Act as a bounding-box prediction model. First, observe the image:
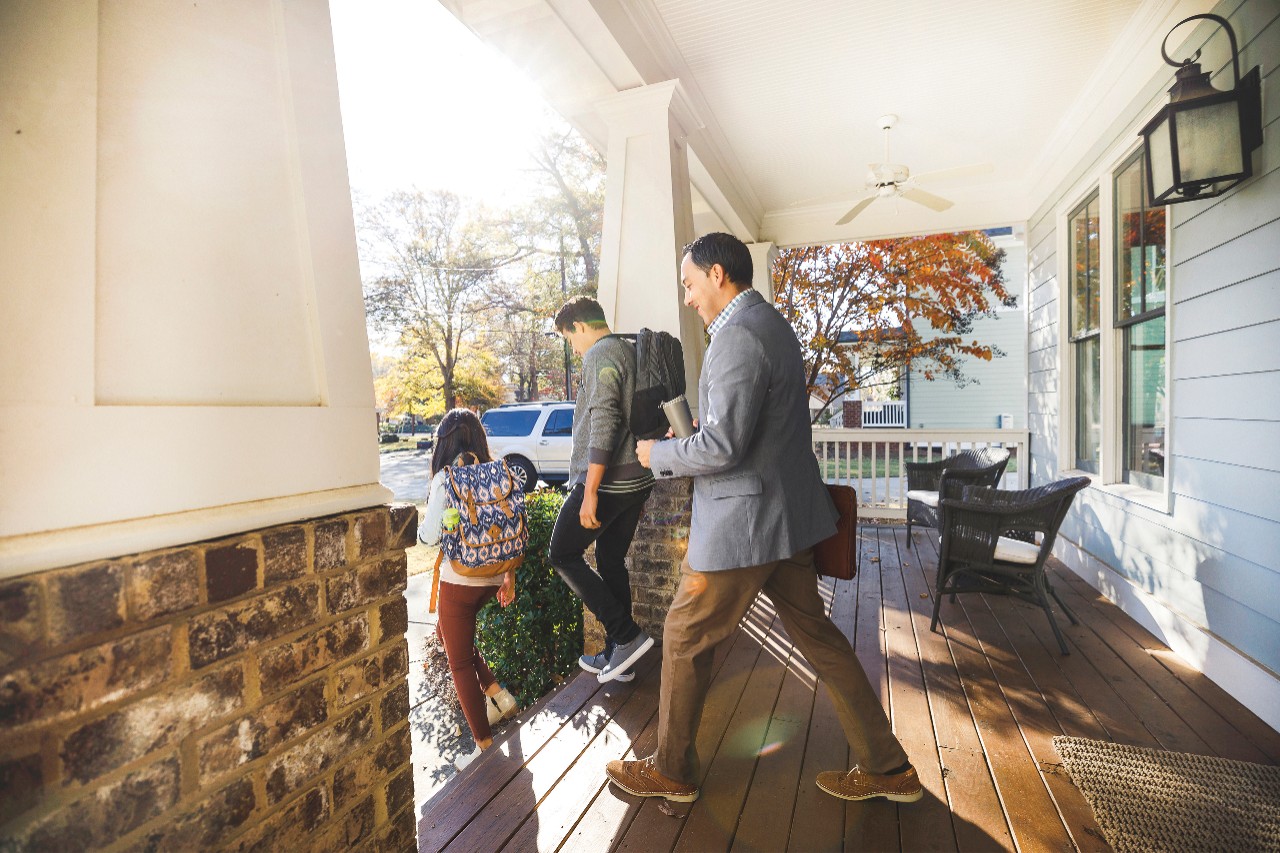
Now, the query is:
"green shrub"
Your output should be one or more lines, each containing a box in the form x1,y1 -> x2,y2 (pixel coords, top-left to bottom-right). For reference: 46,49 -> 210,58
475,488 -> 581,707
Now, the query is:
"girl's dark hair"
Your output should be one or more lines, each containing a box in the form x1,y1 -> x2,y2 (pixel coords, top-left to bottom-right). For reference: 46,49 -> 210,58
430,408 -> 492,475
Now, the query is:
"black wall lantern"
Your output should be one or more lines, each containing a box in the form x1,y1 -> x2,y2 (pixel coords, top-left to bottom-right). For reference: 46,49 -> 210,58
1139,13 -> 1262,205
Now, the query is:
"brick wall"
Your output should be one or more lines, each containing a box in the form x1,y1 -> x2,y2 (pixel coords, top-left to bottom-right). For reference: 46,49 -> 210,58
843,399 -> 862,428
0,504 -> 419,852
624,478 -> 693,641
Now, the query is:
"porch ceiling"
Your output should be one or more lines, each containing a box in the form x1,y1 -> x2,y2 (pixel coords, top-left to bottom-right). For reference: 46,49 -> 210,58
441,0 -> 1215,245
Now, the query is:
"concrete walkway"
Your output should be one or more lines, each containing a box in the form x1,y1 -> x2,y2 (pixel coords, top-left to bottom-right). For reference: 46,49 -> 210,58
403,569 -> 476,819
381,451 -> 472,815
382,451 -> 516,822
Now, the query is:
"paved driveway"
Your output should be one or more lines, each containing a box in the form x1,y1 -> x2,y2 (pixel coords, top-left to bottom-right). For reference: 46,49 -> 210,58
380,449 -> 432,502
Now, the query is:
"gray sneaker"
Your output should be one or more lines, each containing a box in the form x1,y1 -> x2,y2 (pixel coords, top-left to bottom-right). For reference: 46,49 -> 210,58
598,632 -> 653,683
579,650 -> 634,682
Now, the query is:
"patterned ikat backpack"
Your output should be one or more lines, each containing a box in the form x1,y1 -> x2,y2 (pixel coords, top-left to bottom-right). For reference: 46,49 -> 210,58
441,454 -> 529,577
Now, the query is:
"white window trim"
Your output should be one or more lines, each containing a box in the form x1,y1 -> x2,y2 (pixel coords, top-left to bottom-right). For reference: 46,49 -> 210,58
1056,141 -> 1173,514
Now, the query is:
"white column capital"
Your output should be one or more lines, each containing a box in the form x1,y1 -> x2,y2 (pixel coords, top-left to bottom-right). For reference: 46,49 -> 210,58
747,242 -> 779,303
594,79 -> 701,141
594,79 -> 704,413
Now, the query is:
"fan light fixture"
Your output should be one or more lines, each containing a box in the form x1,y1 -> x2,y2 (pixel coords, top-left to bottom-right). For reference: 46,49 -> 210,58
832,115 -> 991,225
1139,13 -> 1262,205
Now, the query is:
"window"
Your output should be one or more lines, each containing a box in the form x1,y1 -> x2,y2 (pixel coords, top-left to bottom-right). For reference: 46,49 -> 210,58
480,409 -> 540,437
1115,152 -> 1167,490
1069,193 -> 1101,473
541,408 -> 574,437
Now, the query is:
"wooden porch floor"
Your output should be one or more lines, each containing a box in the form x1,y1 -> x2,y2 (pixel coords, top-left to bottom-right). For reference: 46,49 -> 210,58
416,525 -> 1280,852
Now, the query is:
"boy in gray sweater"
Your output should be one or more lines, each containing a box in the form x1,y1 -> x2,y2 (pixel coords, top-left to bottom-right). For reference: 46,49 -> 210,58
549,296 -> 655,683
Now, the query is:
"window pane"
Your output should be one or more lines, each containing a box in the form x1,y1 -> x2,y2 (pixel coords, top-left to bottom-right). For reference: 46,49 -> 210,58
1124,316 -> 1166,489
1116,154 -> 1167,321
480,409 -> 539,437
1071,213 -> 1088,335
1087,196 -> 1100,330
1075,335 -> 1101,473
1147,212 -> 1166,312
542,408 -> 573,437
1069,194 -> 1100,336
1117,159 -> 1144,319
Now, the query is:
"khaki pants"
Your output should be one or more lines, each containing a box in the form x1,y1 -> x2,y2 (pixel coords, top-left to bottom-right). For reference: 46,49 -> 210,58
656,549 -> 909,784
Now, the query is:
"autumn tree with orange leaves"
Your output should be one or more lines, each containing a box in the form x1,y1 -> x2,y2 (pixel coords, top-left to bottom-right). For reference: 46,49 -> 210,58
774,232 -> 1014,423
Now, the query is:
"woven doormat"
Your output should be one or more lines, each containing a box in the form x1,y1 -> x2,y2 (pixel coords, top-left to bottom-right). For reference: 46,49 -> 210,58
1053,736 -> 1280,852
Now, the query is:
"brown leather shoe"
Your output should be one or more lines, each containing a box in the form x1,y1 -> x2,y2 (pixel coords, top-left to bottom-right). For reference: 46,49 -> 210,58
816,765 -> 924,802
606,756 -> 700,803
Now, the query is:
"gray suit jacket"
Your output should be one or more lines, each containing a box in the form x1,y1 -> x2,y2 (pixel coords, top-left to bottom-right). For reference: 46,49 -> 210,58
649,289 -> 837,572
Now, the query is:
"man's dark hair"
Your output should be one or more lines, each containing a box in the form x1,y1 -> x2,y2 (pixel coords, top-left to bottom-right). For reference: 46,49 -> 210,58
683,232 -> 753,289
553,295 -> 608,332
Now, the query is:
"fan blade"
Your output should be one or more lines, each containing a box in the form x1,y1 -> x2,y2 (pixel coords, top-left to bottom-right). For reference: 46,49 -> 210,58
908,162 -> 993,184
901,186 -> 953,212
835,195 -> 877,225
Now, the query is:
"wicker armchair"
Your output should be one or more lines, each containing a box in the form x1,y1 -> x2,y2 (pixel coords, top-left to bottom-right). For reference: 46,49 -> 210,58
930,476 -> 1091,655
905,448 -> 1010,546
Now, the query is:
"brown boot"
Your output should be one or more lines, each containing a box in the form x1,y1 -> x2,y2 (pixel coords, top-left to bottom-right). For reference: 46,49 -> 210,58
605,756 -> 699,803
816,765 -> 923,802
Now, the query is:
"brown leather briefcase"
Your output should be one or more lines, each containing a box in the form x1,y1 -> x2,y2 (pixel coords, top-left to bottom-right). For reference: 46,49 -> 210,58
814,485 -> 858,579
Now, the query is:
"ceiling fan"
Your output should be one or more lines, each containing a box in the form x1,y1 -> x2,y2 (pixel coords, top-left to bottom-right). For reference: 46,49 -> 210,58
835,114 -> 992,225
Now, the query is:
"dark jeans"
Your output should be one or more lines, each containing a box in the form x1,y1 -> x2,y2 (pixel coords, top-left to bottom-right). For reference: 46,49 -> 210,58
549,483 -> 653,647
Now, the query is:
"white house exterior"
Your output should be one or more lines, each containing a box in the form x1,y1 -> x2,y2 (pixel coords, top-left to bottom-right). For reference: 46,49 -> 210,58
906,228 -> 1031,431
1027,0 -> 1280,724
439,0 -> 1280,732
1,0 -> 1276,845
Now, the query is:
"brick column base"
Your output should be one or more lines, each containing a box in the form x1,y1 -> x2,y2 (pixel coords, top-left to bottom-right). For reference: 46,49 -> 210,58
626,478 -> 693,641
0,504 -> 419,851
577,478 -> 691,653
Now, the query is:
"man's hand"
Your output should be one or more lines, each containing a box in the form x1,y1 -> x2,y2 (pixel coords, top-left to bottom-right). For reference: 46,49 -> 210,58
579,490 -> 602,529
636,439 -> 656,468
662,418 -> 700,439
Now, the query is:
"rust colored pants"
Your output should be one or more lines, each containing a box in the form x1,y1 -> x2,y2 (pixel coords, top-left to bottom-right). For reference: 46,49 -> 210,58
436,581 -> 500,743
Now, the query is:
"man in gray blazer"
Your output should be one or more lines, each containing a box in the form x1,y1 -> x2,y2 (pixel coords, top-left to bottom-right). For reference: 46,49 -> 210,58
606,232 -> 921,806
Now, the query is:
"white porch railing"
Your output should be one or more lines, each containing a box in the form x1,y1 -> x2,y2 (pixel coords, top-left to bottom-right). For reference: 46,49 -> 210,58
861,401 -> 906,428
811,427 -> 1030,519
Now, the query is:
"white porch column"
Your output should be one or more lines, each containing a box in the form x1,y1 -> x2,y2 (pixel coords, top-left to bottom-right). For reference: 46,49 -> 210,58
747,241 -> 778,303
595,80 -> 706,413
0,0 -> 387,573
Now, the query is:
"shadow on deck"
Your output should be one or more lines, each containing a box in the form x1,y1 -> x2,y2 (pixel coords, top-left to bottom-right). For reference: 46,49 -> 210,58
416,525 -> 1280,851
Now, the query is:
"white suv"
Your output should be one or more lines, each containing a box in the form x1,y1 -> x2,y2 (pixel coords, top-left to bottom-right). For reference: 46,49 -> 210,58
480,402 -> 575,492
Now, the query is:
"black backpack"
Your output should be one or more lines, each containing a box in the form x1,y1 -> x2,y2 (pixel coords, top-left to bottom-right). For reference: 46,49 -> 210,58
627,328 -> 686,440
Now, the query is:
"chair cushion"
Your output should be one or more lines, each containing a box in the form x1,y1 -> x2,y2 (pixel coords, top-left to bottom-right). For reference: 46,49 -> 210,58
906,490 -> 939,508
994,536 -> 1040,564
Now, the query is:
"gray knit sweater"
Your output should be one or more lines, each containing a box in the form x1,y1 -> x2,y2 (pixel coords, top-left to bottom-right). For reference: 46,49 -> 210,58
569,335 -> 650,486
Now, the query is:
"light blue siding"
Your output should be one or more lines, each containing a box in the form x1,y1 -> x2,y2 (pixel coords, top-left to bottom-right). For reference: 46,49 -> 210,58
1027,1 -> 1280,685
908,237 -> 1029,429
908,310 -> 1028,429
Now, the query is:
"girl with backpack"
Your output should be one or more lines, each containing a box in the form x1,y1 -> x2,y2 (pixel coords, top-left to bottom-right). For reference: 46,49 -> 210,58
421,408 -> 520,770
